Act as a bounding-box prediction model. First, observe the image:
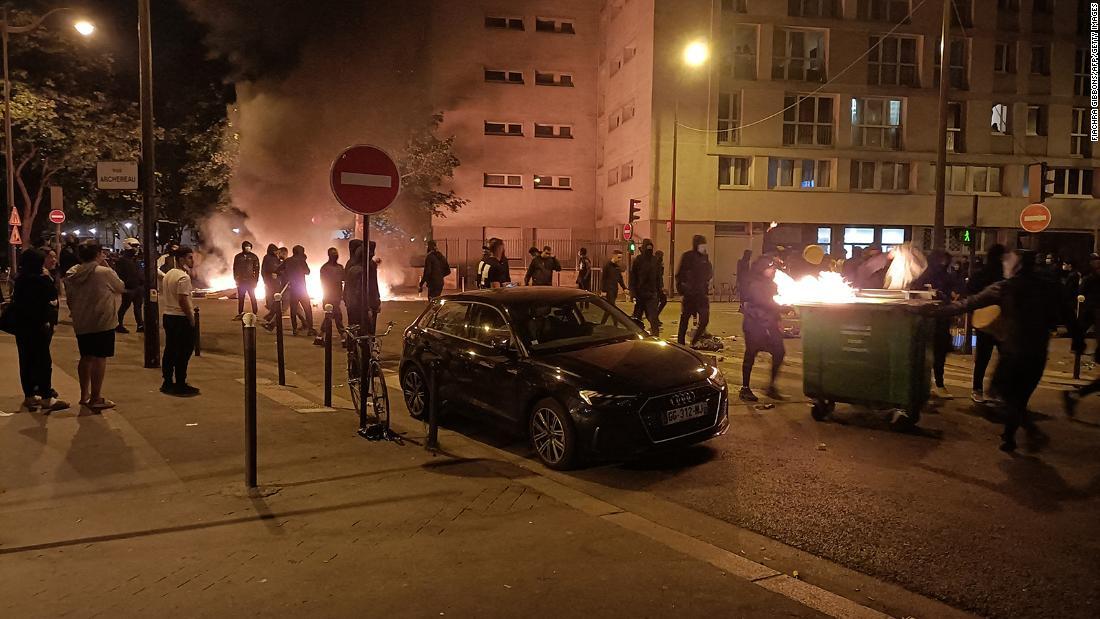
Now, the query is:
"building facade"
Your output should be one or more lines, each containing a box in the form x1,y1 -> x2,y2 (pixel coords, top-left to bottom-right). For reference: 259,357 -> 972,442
430,0 -> 1099,285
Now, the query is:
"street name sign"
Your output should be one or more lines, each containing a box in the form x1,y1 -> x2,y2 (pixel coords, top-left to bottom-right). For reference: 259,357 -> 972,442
330,145 -> 401,215
97,161 -> 139,190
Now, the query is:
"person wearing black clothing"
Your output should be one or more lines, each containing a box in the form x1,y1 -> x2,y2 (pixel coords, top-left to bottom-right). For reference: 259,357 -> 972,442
629,239 -> 661,335
113,238 -> 145,333
655,250 -> 668,316
277,245 -> 315,336
918,250 -> 1057,453
576,247 -> 591,292
58,236 -> 79,276
11,248 -> 69,412
344,241 -> 383,333
232,241 -> 261,318
483,238 -> 511,288
676,234 -> 714,347
739,256 -> 786,402
600,251 -> 626,304
315,247 -> 345,346
260,244 -> 280,320
912,249 -> 955,399
968,244 -> 1005,403
419,240 -> 450,299
525,246 -> 561,286
734,249 -> 752,299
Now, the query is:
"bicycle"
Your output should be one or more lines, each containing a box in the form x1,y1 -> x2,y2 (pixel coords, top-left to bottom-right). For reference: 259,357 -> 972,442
345,320 -> 395,440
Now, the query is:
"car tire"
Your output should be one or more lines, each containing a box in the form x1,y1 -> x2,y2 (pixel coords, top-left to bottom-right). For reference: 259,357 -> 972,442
529,398 -> 579,470
401,365 -> 429,421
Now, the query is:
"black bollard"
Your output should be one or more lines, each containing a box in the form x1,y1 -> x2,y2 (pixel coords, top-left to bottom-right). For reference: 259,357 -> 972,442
426,359 -> 440,451
243,313 -> 258,489
274,292 -> 286,386
1074,294 -> 1085,380
323,303 -> 333,408
193,307 -> 202,357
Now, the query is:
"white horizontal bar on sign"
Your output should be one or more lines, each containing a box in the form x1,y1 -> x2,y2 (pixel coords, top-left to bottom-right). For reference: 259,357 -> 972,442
1023,215 -> 1048,222
341,172 -> 392,188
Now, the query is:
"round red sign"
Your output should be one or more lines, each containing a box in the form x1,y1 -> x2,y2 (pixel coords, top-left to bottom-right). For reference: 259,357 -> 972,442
622,223 -> 633,241
1020,203 -> 1051,233
330,144 -> 401,216
48,209 -> 66,224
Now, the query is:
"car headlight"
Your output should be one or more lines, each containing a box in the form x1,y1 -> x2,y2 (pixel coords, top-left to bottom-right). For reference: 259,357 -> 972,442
579,389 -> 636,408
707,365 -> 727,389
579,389 -> 600,405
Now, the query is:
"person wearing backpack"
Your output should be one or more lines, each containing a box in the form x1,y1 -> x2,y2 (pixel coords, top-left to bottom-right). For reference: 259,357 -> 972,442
419,240 -> 451,300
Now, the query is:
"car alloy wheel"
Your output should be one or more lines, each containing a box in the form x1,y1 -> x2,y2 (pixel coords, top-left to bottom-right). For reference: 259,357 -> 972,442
402,368 -> 428,420
529,398 -> 577,470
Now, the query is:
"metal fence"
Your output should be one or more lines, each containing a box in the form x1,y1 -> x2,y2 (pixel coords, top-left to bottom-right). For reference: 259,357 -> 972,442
435,238 -> 629,291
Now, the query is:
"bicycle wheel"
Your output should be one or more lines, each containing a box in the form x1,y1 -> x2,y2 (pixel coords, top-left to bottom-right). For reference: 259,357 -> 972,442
369,359 -> 390,427
347,344 -> 362,412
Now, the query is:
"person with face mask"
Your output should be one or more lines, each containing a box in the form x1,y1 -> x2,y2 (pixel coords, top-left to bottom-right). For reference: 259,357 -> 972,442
232,241 -> 261,319
260,243 -> 280,321
629,239 -> 661,335
676,234 -> 714,347
917,250 -> 1058,453
739,256 -> 786,402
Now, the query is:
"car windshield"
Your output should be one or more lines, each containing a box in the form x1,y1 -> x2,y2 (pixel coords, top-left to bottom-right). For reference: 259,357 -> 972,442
507,295 -> 645,352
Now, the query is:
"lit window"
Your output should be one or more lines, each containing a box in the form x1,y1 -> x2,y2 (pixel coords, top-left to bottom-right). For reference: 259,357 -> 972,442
817,227 -> 832,245
783,94 -> 834,146
484,174 -> 523,188
851,97 -> 903,149
718,156 -> 752,187
991,104 -> 1009,135
722,25 -> 757,80
946,101 -> 964,153
533,174 -> 572,190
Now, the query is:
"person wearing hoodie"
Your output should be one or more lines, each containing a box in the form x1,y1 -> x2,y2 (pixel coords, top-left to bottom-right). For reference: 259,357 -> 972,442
11,248 -> 69,412
64,241 -> 125,411
113,237 -> 145,334
276,245 -> 316,336
912,249 -> 956,399
968,244 -> 1006,403
739,256 -> 787,402
418,240 -> 451,299
676,234 -> 714,347
315,247 -> 345,346
629,239 -> 661,335
344,241 -> 382,333
917,250 -> 1058,453
260,243 -> 280,321
232,240 -> 261,319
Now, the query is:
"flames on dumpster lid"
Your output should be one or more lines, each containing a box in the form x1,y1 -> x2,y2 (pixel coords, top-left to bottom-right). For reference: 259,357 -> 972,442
774,271 -> 857,306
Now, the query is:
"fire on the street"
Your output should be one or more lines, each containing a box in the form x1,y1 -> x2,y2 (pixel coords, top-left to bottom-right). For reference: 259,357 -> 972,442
204,265 -> 392,303
773,270 -> 857,306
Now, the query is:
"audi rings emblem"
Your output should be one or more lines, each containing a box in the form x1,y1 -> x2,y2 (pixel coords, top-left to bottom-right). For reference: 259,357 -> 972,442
669,391 -> 696,407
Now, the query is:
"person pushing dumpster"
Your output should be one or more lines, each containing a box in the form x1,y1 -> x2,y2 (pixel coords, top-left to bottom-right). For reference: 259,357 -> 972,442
739,256 -> 786,402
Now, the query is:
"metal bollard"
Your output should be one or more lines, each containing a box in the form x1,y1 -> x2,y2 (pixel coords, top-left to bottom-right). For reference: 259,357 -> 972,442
426,359 -> 440,451
274,292 -> 286,386
323,303 -> 333,408
193,307 -> 202,356
243,313 -> 258,489
1075,294 -> 1085,380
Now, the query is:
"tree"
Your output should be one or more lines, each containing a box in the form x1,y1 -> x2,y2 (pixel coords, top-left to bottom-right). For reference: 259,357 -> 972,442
399,113 -> 468,219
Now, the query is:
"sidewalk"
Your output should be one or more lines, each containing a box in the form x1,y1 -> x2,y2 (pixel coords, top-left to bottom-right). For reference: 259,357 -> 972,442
1,329 -> 834,618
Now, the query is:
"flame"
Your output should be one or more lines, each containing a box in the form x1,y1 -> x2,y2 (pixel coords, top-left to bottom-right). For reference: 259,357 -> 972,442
773,270 -> 857,306
204,262 -> 392,303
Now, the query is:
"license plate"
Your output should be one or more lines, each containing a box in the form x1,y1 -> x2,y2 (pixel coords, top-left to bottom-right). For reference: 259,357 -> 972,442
663,401 -> 708,425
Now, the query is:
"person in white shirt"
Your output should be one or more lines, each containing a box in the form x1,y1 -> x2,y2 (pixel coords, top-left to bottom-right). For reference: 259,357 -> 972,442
160,246 -> 200,397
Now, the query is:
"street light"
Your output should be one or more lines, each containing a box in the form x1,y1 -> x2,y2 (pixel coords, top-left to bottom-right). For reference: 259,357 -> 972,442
669,39 -> 709,293
2,7 -> 93,273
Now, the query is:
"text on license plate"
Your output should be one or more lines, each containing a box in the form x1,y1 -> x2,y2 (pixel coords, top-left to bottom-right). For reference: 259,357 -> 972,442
663,401 -> 708,425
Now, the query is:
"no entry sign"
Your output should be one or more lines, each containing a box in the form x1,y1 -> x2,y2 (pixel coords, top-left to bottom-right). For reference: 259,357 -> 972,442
330,144 -> 401,215
1020,203 -> 1051,233
622,223 -> 633,241
48,209 -> 66,225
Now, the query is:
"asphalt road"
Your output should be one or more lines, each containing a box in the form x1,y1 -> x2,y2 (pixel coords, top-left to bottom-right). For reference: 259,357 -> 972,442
191,294 -> 1100,619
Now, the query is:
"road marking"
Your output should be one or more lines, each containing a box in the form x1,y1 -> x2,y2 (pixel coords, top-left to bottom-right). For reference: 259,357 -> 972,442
340,172 -> 392,188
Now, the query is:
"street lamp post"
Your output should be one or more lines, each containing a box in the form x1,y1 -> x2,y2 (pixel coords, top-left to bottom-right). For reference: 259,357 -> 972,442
668,40 -> 709,293
138,0 -> 159,368
1,7 -> 92,274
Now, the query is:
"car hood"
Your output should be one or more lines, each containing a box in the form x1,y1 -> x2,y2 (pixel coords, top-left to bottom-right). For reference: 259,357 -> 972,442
533,338 -> 711,394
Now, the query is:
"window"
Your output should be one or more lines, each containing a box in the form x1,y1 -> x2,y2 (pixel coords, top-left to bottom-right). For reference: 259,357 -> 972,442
620,162 -> 634,181
724,25 -> 757,80
717,92 -> 741,144
609,109 -> 622,131
430,302 -> 472,338
991,103 -> 1009,134
485,121 -> 523,136
788,0 -> 839,18
943,165 -> 1002,194
946,101 -> 964,153
857,0 -> 912,22
881,228 -> 906,254
607,168 -> 619,186
484,173 -> 522,188
718,156 -> 752,187
768,158 -> 832,189
1026,104 -> 1046,136
850,161 -> 910,191
621,101 -> 636,123
994,42 -> 1015,73
934,38 -> 969,89
485,16 -> 524,30
467,305 -> 511,348
535,71 -> 574,87
783,94 -> 834,146
1076,49 -> 1089,96
485,69 -> 524,84
1052,168 -> 1094,196
817,227 -> 832,245
533,174 -> 571,190
535,17 -> 576,34
867,35 -> 919,86
952,0 -> 973,27
1030,44 -> 1050,75
843,227 -> 875,257
851,97 -> 903,149
534,123 -> 573,138
722,0 -> 748,12
1071,108 -> 1090,157
773,29 -> 827,83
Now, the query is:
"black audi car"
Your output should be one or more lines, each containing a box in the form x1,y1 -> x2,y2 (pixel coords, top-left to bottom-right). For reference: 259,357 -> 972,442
399,287 -> 729,469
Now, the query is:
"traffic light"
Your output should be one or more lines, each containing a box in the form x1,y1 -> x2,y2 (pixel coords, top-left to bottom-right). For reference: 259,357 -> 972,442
628,240 -> 637,254
953,228 -> 975,246
628,198 -> 641,223
1028,162 -> 1056,203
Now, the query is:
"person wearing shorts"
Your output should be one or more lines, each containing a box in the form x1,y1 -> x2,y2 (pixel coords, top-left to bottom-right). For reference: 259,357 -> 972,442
64,241 -> 125,411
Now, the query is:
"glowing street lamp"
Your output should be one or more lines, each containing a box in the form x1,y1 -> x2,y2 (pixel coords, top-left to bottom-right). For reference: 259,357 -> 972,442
123,222 -> 133,229
682,40 -> 709,67
73,20 -> 95,36
668,39 -> 709,293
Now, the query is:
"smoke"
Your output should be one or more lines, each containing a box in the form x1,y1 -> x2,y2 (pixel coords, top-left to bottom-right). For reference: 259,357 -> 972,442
183,0 -> 438,295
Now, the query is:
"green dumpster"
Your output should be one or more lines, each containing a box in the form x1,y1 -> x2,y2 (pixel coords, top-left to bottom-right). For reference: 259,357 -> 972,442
799,299 -> 933,428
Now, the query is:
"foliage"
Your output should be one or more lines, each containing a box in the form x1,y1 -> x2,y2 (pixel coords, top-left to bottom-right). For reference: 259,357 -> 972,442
399,113 -> 468,219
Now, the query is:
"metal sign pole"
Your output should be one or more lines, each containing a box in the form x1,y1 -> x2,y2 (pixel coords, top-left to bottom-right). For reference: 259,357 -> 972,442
359,215 -> 371,435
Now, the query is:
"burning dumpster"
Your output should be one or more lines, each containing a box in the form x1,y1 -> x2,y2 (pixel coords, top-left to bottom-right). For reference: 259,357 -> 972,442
798,294 -> 934,428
